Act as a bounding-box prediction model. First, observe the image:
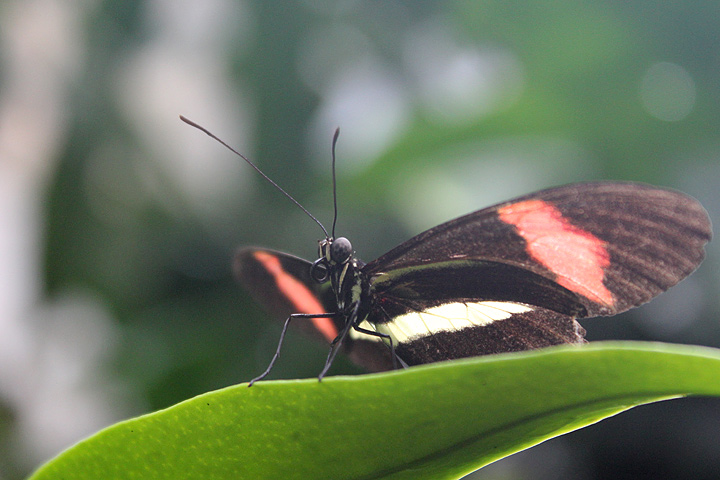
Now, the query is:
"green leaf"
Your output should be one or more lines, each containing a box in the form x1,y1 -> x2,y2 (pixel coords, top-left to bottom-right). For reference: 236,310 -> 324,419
29,342 -> 720,480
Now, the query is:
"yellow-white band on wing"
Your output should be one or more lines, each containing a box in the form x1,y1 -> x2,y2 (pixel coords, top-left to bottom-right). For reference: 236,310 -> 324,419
351,301 -> 532,344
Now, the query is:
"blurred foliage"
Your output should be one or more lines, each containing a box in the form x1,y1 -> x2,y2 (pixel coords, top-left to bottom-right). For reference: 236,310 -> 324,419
1,0 -> 718,479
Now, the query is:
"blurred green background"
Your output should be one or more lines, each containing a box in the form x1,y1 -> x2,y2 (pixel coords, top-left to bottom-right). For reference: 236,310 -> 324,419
1,1 -> 719,479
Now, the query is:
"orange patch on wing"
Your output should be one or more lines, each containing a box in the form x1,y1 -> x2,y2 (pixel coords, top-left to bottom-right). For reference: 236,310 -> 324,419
498,199 -> 614,307
253,251 -> 338,342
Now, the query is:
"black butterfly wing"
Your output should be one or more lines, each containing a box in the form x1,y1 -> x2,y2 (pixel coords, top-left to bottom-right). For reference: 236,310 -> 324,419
234,248 -> 393,372
361,182 -> 711,365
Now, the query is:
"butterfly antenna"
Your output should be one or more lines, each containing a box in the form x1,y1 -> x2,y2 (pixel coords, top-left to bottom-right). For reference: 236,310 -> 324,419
180,116 -> 329,238
330,127 -> 340,238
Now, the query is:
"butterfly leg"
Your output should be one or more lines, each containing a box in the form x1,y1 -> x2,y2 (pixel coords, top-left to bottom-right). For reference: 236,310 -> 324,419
318,303 -> 363,381
249,312 -> 341,387
351,325 -> 407,370
318,319 -> 354,381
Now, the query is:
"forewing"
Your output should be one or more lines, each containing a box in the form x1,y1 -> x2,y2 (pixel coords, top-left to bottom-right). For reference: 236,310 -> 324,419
234,248 -> 393,371
234,248 -> 339,342
364,182 -> 711,317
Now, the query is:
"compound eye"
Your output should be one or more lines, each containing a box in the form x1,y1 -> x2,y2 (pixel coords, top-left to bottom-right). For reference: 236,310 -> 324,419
310,258 -> 330,283
330,237 -> 352,264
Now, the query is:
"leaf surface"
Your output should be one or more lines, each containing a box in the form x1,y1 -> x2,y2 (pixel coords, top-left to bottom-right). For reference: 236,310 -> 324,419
29,342 -> 720,480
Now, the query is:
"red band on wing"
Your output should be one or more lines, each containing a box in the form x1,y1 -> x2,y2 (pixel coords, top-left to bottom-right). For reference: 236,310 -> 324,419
253,251 -> 338,342
498,199 -> 614,307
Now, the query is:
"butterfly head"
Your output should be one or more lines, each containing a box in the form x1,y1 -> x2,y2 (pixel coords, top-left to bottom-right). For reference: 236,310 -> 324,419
311,237 -> 354,283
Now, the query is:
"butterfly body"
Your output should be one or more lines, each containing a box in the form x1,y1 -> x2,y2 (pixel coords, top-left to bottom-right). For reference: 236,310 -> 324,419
236,182 -> 711,381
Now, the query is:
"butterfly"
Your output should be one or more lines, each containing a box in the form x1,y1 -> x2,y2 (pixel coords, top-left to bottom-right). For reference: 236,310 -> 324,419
236,181 -> 711,384
181,116 -> 712,385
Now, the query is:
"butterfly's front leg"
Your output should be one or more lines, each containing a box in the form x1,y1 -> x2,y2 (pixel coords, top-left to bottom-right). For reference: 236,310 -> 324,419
249,311 -> 343,386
